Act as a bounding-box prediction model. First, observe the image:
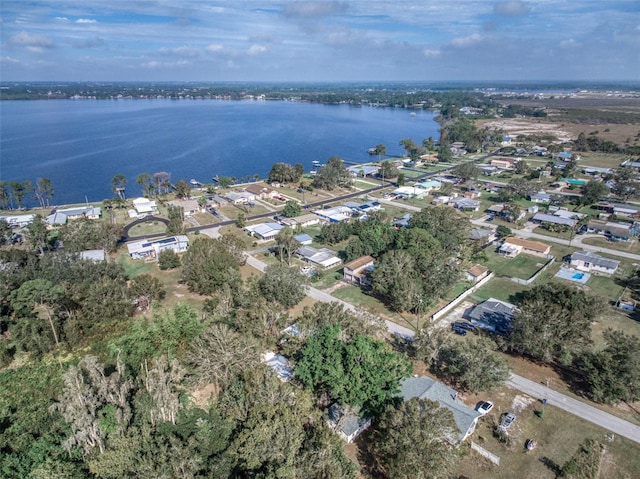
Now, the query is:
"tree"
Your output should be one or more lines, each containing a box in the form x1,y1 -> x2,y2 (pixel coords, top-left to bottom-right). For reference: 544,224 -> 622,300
576,329 -> 640,404
259,264 -> 306,308
153,171 -> 171,195
129,274 -> 165,312
216,175 -> 232,189
379,160 -> 399,180
371,398 -> 460,479
10,278 -> 65,349
580,180 -> 609,206
268,162 -> 303,184
282,200 -> 301,218
496,225 -> 512,238
52,355 -> 133,456
274,227 -> 300,265
509,283 -> 604,362
111,174 -> 127,200
174,179 -> 191,199
312,157 -> 351,190
235,212 -> 246,228
396,172 -> 406,186
502,202 -> 522,223
452,162 -> 481,182
187,324 -> 260,394
181,236 -> 241,295
370,249 -> 420,312
158,249 -> 181,270
140,356 -> 185,426
408,206 -> 470,253
560,439 -> 606,479
435,337 -> 509,393
611,166 -> 639,202
24,214 -> 49,255
166,205 -> 185,235
9,180 -> 32,209
295,325 -> 412,416
0,180 -> 9,209
422,137 -> 435,151
437,144 -> 453,162
136,173 -> 155,197
399,138 -> 416,157
374,143 -> 386,160
34,178 -> 54,208
515,159 -> 529,175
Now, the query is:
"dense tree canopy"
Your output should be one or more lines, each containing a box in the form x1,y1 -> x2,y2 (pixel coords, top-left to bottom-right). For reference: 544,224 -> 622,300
509,283 -> 604,363
312,157 -> 351,190
180,236 -> 241,296
295,324 -> 412,415
371,398 -> 460,479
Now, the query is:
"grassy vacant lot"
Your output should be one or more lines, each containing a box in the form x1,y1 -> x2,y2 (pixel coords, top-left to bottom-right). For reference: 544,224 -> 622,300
484,250 -> 548,280
455,386 -> 640,479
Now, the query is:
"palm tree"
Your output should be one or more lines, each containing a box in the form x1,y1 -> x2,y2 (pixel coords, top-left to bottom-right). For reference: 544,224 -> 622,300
111,174 -> 128,200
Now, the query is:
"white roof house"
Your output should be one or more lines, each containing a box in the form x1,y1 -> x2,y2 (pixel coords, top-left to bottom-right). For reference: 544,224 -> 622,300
132,198 -> 158,215
261,351 -> 294,382
46,206 -> 101,225
225,191 -> 255,205
244,222 -> 284,240
296,245 -> 342,269
127,235 -> 189,260
313,206 -> 353,223
570,251 -> 620,275
1,214 -> 35,228
392,186 -> 427,198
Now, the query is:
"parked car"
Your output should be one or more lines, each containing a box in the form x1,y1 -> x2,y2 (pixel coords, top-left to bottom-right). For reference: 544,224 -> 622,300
452,321 -> 476,332
451,326 -> 467,336
476,401 -> 494,415
499,412 -> 516,430
486,215 -> 494,222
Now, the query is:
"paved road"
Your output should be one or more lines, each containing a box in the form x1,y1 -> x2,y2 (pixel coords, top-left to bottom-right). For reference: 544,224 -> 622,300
508,373 -> 640,443
245,255 -> 416,339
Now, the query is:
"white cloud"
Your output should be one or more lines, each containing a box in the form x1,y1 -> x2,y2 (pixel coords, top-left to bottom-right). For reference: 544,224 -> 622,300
141,59 -> 191,69
158,46 -> 199,57
559,38 -> 579,48
494,1 -> 532,17
75,18 -> 97,24
247,44 -> 267,56
206,43 -> 224,53
283,1 -> 348,18
450,33 -> 485,48
10,31 -> 54,53
1,56 -> 21,64
55,17 -> 69,21
423,49 -> 441,58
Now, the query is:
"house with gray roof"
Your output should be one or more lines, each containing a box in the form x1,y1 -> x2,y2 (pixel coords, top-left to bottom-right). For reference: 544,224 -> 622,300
531,212 -> 577,228
326,404 -> 372,444
399,376 -> 481,442
529,191 -> 551,203
467,298 -> 518,334
570,251 -> 620,275
451,197 -> 479,211
296,245 -> 342,269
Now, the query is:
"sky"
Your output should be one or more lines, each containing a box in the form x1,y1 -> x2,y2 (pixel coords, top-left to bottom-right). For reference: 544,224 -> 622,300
1,1 -> 639,82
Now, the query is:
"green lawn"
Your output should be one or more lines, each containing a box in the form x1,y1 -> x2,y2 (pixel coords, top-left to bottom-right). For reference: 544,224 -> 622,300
470,277 -> 529,303
484,251 -> 548,280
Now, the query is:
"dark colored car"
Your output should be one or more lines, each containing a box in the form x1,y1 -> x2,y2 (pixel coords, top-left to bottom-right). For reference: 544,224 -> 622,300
452,321 -> 476,332
451,326 -> 467,336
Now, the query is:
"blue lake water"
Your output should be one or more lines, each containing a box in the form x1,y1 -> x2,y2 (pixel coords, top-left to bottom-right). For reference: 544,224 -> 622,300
0,99 -> 439,206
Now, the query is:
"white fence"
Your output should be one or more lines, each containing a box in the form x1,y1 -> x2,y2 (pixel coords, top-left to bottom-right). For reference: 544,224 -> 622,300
471,441 -> 500,465
431,272 -> 495,322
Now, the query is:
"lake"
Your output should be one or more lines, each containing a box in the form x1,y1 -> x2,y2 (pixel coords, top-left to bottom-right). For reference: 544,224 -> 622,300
0,99 -> 439,206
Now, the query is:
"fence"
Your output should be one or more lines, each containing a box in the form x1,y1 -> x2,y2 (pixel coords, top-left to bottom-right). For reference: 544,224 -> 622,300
507,256 -> 555,286
431,272 -> 495,322
471,441 -> 500,465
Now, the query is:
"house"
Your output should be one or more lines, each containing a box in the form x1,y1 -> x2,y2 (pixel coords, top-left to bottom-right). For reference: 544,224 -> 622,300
47,206 -> 102,225
469,228 -> 497,245
167,199 -> 200,216
347,165 -> 380,177
326,404 -> 372,444
127,235 -> 189,260
244,222 -> 284,240
293,233 -> 313,245
393,213 -> 412,228
345,200 -> 382,214
489,157 -> 517,169
465,264 -> 490,283
261,351 -> 294,382
529,191 -> 551,204
392,186 -> 427,199
467,298 -> 518,334
132,197 -> 158,216
224,191 -> 255,205
0,214 -> 35,228
313,206 -> 353,223
531,212 -> 577,228
451,198 -> 479,211
279,213 -> 321,228
415,180 -> 442,191
343,255 -> 375,285
399,376 -> 482,442
582,166 -> 612,176
245,183 -> 278,199
79,249 -> 106,262
499,237 -> 551,258
487,204 -> 525,222
296,245 -> 342,269
478,165 -> 500,176
570,251 -> 620,275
